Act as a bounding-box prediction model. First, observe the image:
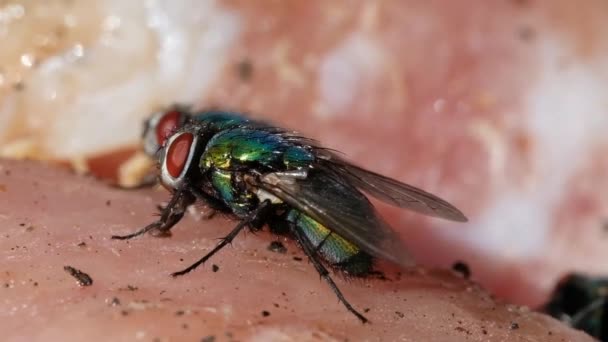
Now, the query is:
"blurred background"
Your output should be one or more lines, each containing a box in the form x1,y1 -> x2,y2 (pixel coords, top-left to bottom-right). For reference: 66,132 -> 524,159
1,0 -> 607,309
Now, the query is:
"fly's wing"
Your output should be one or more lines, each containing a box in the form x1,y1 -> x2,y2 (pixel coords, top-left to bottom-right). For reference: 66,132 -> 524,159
318,154 -> 468,222
256,170 -> 415,267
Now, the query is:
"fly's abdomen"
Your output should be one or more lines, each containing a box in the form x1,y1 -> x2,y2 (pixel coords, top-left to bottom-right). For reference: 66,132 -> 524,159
287,210 -> 373,276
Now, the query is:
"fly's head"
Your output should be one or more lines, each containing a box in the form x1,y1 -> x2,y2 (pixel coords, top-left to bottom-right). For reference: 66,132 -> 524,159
159,122 -> 220,191
142,105 -> 191,157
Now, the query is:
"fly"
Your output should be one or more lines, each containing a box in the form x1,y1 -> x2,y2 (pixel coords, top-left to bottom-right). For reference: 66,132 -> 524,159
112,107 -> 468,323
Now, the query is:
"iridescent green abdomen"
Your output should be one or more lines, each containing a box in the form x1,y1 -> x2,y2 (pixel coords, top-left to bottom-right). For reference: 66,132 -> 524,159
287,210 -> 373,276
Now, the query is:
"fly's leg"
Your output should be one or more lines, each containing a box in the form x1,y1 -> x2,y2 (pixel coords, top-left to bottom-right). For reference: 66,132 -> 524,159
569,297 -> 606,327
289,223 -> 369,324
171,200 -> 272,277
111,191 -> 195,240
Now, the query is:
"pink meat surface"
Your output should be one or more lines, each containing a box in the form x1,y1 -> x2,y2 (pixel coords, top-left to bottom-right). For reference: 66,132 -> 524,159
0,159 -> 594,341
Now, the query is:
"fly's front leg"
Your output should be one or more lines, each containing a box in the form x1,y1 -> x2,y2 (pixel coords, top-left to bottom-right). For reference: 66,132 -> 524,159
111,190 -> 196,240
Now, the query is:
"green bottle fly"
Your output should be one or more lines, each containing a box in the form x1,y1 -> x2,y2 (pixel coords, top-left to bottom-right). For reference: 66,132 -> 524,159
113,106 -> 468,323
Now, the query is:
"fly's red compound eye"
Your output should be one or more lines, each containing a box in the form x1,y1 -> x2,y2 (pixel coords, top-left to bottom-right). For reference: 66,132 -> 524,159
166,132 -> 194,178
156,110 -> 182,147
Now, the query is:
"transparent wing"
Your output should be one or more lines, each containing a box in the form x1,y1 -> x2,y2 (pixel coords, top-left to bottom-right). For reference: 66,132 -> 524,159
256,170 -> 415,267
319,155 -> 468,222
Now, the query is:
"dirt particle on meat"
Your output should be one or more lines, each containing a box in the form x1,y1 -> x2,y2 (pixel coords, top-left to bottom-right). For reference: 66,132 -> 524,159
452,261 -> 471,279
395,311 -> 405,318
119,284 -> 138,291
261,310 -> 270,317
63,266 -> 93,286
77,241 -> 87,247
201,335 -> 216,342
267,241 -> 287,254
25,225 -> 35,232
510,322 -> 520,330
518,26 -> 536,41
455,326 -> 471,335
212,264 -> 219,273
292,256 -> 303,262
107,297 -> 121,306
237,59 -> 253,81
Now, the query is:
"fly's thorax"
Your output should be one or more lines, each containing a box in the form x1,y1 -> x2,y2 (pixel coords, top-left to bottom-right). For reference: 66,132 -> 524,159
208,169 -> 257,216
192,111 -> 251,131
199,127 -> 315,173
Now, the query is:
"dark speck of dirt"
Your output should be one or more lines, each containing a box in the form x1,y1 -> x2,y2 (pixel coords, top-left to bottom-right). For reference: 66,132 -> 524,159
19,223 -> 26,227
452,261 -> 471,279
510,322 -> 520,330
119,284 -> 138,291
63,266 -> 93,286
237,59 -> 253,81
25,225 -> 35,232
512,0 -> 529,6
201,336 -> 216,342
267,241 -> 287,254
106,200 -> 111,206
395,311 -> 405,318
455,326 -> 471,335
369,270 -> 388,281
108,297 -> 121,306
261,310 -> 270,317
212,264 -> 219,273
33,282 -> 38,287
292,256 -> 303,262
175,310 -> 185,316
13,82 -> 25,91
364,308 -> 370,313
77,242 -> 87,247
518,26 -> 536,42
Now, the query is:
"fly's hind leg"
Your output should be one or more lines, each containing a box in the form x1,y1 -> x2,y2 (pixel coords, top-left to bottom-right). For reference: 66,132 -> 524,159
111,190 -> 195,240
288,223 -> 369,323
